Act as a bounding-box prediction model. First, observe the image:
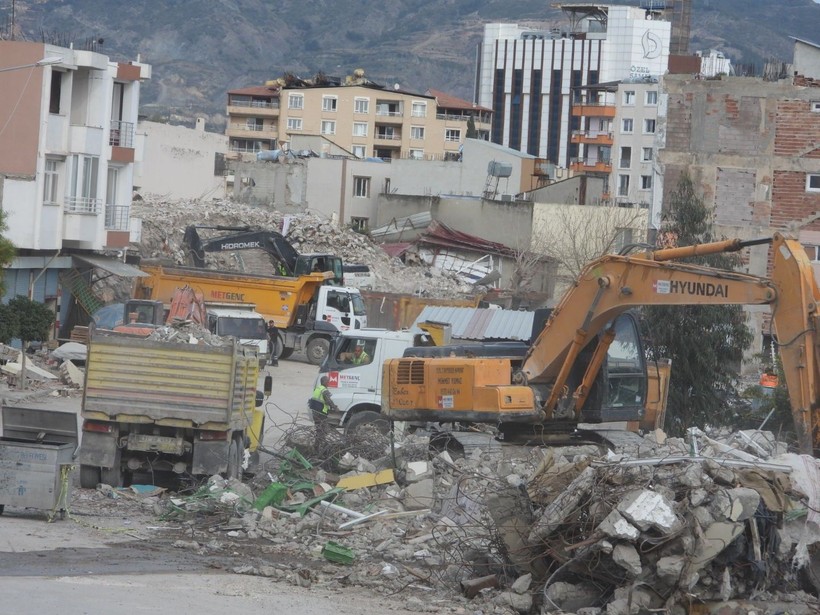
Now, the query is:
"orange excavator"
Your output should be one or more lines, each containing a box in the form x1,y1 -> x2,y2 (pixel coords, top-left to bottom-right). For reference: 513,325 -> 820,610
383,233 -> 820,454
115,285 -> 207,335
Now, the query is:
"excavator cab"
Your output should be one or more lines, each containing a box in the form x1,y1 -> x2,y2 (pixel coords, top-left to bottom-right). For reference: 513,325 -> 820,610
293,254 -> 344,286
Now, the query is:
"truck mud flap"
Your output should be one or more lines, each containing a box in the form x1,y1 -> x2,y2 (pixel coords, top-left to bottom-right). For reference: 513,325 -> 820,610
192,440 -> 229,475
77,431 -> 118,468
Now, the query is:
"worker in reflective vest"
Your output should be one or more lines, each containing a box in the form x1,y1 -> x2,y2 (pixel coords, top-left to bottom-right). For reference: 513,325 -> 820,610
310,376 -> 339,451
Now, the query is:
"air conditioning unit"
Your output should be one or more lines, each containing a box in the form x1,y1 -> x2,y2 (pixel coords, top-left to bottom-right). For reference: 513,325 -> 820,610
500,194 -> 514,202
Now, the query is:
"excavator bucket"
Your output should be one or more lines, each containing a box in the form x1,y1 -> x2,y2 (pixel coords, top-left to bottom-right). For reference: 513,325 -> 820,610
167,285 -> 207,325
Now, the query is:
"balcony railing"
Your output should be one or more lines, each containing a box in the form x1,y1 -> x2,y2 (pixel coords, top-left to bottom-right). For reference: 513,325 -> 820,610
109,120 -> 134,148
376,109 -> 403,117
65,196 -> 102,214
105,204 -> 130,231
375,133 -> 401,141
228,99 -> 279,109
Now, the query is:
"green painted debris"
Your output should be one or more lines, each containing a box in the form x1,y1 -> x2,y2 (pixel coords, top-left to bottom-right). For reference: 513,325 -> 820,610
322,541 -> 355,565
253,482 -> 288,511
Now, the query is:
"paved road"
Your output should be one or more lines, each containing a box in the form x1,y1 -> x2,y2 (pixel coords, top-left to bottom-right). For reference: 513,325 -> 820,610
0,356 -> 430,615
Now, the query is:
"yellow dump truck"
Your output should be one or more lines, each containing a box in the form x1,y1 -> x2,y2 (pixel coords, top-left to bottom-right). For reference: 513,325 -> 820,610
77,329 -> 264,488
134,262 -> 367,364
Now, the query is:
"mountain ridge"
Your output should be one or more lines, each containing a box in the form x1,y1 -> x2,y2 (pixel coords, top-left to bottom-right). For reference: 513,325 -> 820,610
6,0 -> 819,129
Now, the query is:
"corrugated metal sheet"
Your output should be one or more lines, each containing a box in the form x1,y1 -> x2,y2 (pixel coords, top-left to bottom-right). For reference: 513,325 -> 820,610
412,306 -> 534,342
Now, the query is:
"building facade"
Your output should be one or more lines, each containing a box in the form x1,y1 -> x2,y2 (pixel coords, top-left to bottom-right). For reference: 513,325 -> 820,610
0,40 -> 150,335
476,4 -> 670,166
226,73 -> 491,162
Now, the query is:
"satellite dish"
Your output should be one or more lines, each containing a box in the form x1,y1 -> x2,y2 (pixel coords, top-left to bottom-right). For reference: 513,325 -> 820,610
393,83 -> 400,90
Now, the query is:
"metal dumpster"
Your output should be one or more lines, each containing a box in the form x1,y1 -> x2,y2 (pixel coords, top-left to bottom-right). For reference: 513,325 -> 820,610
0,406 -> 79,518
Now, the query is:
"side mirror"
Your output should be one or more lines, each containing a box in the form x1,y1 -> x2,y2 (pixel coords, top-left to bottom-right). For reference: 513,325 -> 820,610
255,390 -> 264,407
264,374 -> 273,397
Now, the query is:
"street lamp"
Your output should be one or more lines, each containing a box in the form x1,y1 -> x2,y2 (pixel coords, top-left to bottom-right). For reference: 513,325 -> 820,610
0,56 -> 62,74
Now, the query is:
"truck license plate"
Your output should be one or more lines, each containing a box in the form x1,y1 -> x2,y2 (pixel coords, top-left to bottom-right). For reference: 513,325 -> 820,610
127,433 -> 184,455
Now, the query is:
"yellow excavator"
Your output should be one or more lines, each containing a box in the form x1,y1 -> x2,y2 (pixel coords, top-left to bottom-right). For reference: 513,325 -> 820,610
383,233 -> 820,454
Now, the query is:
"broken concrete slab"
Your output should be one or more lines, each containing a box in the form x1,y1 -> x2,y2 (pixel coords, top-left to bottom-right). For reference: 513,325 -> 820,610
59,360 -> 84,388
597,509 -> 640,541
612,543 -> 642,577
617,489 -> 678,534
402,478 -> 434,510
727,487 -> 761,521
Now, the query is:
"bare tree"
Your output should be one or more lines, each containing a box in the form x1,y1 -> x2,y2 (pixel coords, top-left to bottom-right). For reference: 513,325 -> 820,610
530,204 -> 648,292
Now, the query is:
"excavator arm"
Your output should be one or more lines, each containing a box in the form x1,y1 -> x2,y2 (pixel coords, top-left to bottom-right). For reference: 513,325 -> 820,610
182,225 -> 299,275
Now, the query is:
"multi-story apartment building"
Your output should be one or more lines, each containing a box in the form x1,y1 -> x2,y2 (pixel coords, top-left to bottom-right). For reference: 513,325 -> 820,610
0,40 -> 150,333
476,4 -> 670,166
226,72 -> 491,162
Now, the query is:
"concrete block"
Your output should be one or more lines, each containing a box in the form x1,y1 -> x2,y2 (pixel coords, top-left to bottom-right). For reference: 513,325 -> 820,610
617,489 -> 678,534
511,573 -> 531,594
545,581 -> 601,613
60,360 -> 84,388
692,521 -> 744,568
727,487 -> 760,521
493,590 -> 532,614
405,461 -> 432,483
597,510 -> 640,541
656,555 -> 685,583
613,543 -> 642,577
403,478 -> 434,510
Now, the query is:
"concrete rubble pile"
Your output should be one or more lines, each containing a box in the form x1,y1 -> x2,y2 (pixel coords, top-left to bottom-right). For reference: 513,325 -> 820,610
144,425 -> 820,614
131,195 -> 475,297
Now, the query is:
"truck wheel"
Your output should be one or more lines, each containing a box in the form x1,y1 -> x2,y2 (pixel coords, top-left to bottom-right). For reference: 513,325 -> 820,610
278,347 -> 294,360
80,465 -> 101,489
306,337 -> 330,365
344,410 -> 390,437
100,449 -> 124,488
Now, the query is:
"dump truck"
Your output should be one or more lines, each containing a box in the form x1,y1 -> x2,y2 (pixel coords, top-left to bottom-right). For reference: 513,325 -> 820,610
383,233 -> 820,453
134,262 -> 367,364
77,329 -> 265,488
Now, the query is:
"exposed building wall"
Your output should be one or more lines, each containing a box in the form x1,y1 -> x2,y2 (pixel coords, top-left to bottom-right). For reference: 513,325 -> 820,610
793,40 -> 820,80
134,120 -> 227,200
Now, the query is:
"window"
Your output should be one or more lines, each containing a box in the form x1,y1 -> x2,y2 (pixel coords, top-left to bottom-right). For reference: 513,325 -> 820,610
410,126 -> 425,140
352,145 -> 366,158
619,146 -> 632,169
805,245 -> 820,262
353,122 -> 368,137
623,90 -> 635,105
67,154 -> 100,213
49,71 -> 62,114
350,217 -> 369,233
353,176 -> 370,198
322,96 -> 337,112
807,174 -> 820,192
621,118 -> 634,133
321,120 -> 336,135
409,149 -> 424,160
411,101 -> 427,117
445,128 -> 461,142
643,119 -> 656,133
288,93 -> 303,109
645,90 -> 658,105
641,175 -> 653,190
354,97 -> 370,114
245,118 -> 263,131
641,147 -> 653,162
287,118 -> 303,130
811,101 -> 820,113
618,174 -> 630,196
43,159 -> 59,205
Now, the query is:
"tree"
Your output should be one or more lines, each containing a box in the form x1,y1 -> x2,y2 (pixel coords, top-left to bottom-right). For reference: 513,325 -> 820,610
466,116 -> 478,139
0,208 -> 15,295
642,174 -> 753,436
5,296 -> 54,390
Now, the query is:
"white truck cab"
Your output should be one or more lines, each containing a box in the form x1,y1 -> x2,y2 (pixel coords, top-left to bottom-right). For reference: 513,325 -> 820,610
206,307 -> 269,365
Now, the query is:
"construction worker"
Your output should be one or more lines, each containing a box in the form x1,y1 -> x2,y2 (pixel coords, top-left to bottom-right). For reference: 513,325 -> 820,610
266,319 -> 279,366
342,342 -> 371,366
309,375 -> 339,450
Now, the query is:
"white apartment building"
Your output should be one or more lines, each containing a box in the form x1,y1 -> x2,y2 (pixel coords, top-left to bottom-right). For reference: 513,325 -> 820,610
476,4 -> 670,167
0,40 -> 150,335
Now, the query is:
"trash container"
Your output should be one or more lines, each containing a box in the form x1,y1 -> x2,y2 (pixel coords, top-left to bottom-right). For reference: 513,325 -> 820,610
0,437 -> 74,517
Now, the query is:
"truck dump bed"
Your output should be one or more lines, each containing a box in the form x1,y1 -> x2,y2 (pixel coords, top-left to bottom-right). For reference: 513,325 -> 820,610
82,330 -> 258,429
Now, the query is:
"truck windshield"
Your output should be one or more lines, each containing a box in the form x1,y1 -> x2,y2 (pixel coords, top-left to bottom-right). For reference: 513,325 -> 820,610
217,317 -> 266,339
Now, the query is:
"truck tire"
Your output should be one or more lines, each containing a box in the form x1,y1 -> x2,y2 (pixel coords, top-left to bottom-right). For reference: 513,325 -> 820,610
80,465 -> 101,489
278,347 -> 294,360
344,410 -> 390,437
306,337 -> 330,365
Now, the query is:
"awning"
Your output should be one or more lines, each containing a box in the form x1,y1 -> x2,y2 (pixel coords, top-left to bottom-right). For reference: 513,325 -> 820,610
73,255 -> 147,277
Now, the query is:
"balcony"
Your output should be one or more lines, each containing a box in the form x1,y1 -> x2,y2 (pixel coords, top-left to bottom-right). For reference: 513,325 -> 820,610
105,204 -> 130,231
226,124 -> 278,140
374,132 -> 402,144
227,100 -> 280,117
65,196 -> 102,214
375,108 -> 404,123
570,157 -> 612,173
571,102 -> 616,118
571,130 -> 613,146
